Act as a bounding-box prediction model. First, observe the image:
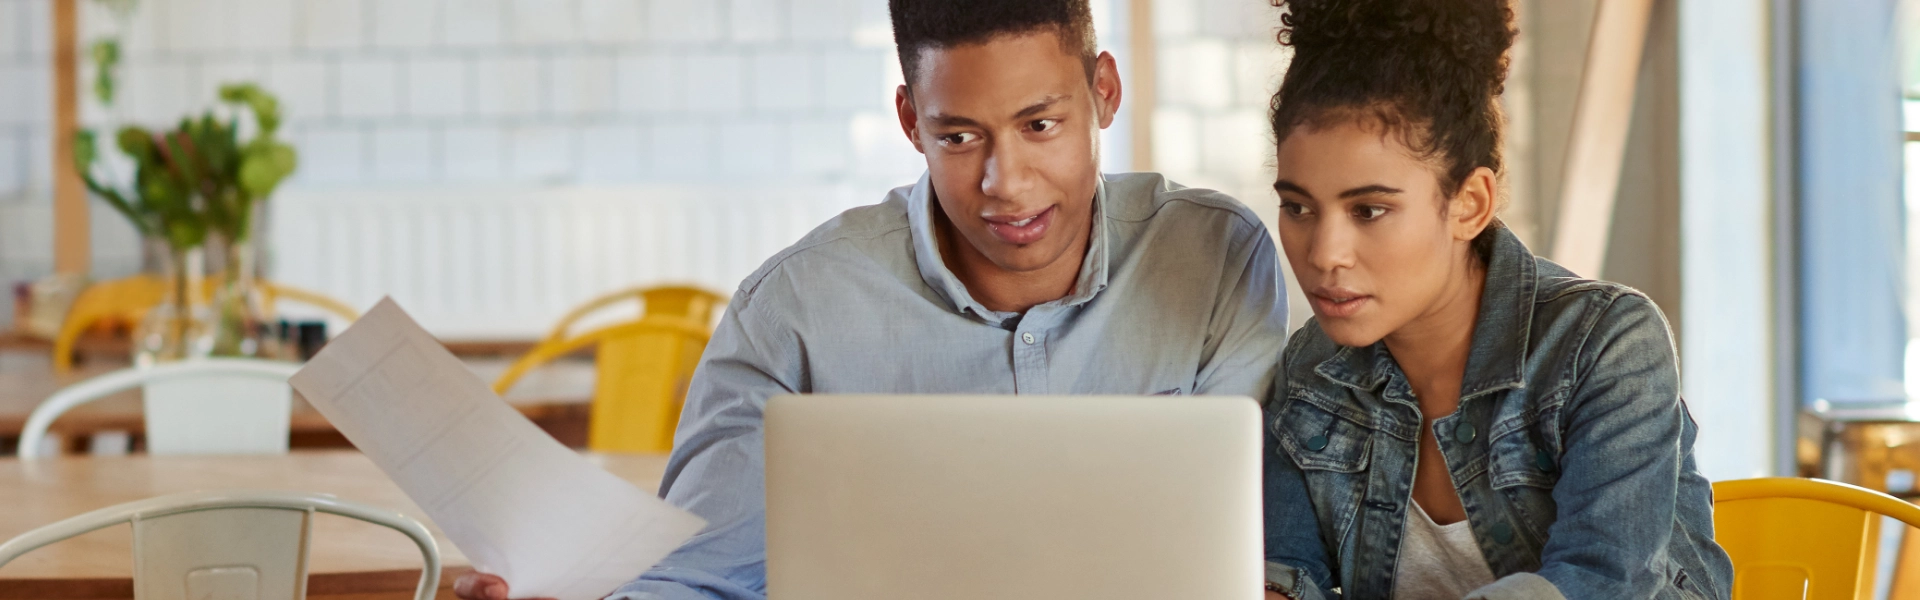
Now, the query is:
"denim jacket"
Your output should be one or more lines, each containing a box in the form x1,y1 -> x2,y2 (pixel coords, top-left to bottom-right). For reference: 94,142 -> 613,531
1262,228 -> 1733,600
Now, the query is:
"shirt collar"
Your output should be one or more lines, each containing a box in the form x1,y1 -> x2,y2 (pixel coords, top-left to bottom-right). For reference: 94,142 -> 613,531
907,172 -> 1112,320
1314,227 -> 1534,400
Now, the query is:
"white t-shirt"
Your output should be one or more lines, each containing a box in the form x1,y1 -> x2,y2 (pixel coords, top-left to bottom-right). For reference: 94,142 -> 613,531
1392,500 -> 1499,600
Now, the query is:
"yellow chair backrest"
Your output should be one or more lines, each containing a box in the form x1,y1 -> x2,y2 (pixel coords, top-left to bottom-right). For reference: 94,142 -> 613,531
494,286 -> 726,454
1713,477 -> 1920,600
53,276 -> 360,374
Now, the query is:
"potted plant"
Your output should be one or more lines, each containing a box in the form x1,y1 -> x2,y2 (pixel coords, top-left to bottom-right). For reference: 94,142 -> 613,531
73,83 -> 298,362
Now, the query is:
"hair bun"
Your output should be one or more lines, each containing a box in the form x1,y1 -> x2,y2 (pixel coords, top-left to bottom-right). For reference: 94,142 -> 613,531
1278,0 -> 1514,95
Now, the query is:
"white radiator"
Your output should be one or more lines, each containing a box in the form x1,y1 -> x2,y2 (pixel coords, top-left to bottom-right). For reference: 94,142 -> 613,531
265,184 -> 872,338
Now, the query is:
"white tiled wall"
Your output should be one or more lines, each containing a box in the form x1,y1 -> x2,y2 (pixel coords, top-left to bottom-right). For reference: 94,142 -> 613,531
0,0 -> 62,326
61,0 -> 914,189
1151,0 -> 1288,227
0,0 -> 1284,335
1150,0 -> 1301,326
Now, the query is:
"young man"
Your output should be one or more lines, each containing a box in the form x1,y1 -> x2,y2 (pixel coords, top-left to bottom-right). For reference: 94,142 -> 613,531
456,1 -> 1287,599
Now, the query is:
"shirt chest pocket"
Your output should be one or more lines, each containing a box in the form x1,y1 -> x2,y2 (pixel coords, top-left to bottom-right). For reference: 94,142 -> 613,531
1273,394 -> 1373,545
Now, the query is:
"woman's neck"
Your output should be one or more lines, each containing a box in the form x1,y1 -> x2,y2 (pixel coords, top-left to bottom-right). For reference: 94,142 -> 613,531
1382,254 -> 1488,403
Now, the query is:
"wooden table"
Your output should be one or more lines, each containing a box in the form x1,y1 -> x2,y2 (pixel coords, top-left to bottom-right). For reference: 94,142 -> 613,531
0,450 -> 670,599
0,356 -> 599,453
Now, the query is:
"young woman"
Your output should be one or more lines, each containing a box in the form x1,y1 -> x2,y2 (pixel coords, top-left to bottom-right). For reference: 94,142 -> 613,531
1258,1 -> 1732,599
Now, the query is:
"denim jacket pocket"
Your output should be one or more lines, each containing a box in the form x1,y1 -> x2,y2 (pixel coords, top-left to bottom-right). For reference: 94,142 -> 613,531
1487,425 -> 1561,546
1273,393 -> 1374,549
1274,393 -> 1373,473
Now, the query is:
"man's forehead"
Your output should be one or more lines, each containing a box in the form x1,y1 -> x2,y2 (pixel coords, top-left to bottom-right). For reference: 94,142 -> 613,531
909,33 -> 1089,121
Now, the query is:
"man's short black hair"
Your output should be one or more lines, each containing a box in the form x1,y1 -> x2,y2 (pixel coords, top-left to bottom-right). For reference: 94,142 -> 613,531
888,0 -> 1098,89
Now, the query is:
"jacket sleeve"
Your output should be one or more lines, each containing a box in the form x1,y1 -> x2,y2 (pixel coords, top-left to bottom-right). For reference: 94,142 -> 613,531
610,294 -> 803,600
1264,349 -> 1340,600
1526,293 -> 1692,598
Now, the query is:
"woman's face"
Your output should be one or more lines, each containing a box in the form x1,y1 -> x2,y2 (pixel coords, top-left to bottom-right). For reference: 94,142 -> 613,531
1271,119 -> 1493,348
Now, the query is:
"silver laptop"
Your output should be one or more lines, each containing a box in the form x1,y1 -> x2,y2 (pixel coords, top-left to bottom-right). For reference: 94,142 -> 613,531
764,394 -> 1264,600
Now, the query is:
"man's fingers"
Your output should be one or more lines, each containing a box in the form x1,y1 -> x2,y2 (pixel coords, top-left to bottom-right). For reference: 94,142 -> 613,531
453,572 -> 509,600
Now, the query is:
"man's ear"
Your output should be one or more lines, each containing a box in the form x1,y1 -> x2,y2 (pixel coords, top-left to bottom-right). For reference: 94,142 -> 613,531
1092,52 -> 1122,130
895,84 -> 925,154
1450,166 -> 1499,242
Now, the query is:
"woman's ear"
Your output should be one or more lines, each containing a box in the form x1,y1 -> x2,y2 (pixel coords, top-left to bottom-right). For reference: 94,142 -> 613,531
1449,167 -> 1499,242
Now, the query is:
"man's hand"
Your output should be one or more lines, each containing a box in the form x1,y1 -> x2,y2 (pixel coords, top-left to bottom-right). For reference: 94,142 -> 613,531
452,571 -> 558,600
1265,591 -> 1290,600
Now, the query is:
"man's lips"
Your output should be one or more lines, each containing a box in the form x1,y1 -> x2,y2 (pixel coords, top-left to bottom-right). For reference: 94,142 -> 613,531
1308,288 -> 1371,318
984,206 -> 1055,245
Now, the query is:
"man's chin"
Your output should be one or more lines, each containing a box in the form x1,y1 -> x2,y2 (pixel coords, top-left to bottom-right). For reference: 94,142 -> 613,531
982,245 -> 1072,273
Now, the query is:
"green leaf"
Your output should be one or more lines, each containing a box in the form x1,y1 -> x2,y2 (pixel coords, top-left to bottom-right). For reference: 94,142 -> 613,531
237,142 -> 297,200
89,39 -> 120,67
87,39 -> 120,105
219,83 -> 282,135
74,129 -> 98,166
115,126 -> 156,163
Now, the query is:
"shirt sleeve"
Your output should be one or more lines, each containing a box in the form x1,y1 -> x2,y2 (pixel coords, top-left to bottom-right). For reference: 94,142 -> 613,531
610,293 -> 803,600
1531,293 -> 1691,597
1193,223 -> 1289,398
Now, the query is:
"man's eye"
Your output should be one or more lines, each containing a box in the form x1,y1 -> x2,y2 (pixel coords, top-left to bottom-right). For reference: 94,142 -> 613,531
1352,205 -> 1387,221
1280,202 -> 1313,217
1028,119 -> 1059,133
939,132 -> 980,146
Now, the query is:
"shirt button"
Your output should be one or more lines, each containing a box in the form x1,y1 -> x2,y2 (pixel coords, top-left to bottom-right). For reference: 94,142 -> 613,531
1453,422 -> 1477,444
1021,332 -> 1036,345
1306,435 -> 1329,452
1491,522 -> 1515,544
1535,450 -> 1556,472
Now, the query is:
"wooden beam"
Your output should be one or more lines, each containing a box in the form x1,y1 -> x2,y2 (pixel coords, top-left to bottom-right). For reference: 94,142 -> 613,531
1128,0 -> 1155,173
52,0 -> 88,275
1548,0 -> 1656,278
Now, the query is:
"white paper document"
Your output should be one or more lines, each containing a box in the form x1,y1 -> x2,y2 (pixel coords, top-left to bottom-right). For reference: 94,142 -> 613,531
290,298 -> 707,600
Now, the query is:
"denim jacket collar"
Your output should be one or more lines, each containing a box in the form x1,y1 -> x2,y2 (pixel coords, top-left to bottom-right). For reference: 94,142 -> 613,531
1312,227 -> 1535,401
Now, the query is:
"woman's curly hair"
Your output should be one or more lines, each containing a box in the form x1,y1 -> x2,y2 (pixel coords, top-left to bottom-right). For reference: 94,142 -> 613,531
1271,0 -> 1517,255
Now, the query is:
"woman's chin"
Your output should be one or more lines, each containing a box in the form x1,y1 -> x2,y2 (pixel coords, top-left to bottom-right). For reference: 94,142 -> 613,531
1317,319 -> 1387,349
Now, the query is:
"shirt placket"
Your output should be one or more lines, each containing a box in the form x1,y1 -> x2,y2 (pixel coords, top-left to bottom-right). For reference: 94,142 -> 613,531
1011,309 -> 1055,394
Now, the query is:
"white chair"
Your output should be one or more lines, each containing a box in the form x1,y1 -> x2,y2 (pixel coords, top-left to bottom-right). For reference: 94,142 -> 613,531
18,358 -> 302,459
0,489 -> 441,600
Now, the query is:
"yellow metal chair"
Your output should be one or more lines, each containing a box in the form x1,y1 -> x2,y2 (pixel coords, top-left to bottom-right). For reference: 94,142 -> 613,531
1713,477 -> 1920,600
52,275 -> 361,374
493,286 -> 726,454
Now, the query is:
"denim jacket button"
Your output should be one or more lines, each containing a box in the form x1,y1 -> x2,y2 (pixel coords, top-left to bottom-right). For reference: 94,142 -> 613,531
1535,450 -> 1556,472
1306,435 -> 1329,452
1491,522 -> 1515,544
1453,422 -> 1477,444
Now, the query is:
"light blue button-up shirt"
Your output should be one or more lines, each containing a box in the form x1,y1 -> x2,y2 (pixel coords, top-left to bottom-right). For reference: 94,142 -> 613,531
612,172 -> 1289,600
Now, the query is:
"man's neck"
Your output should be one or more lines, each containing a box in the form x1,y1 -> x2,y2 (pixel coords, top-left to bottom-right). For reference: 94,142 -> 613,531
934,209 -> 1090,315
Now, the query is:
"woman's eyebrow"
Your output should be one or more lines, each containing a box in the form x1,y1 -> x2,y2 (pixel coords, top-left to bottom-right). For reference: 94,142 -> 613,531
1273,180 -> 1312,198
1339,185 -> 1403,199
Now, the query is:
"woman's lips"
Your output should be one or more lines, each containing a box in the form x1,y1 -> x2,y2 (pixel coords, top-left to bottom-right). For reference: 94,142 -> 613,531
984,206 -> 1055,245
1309,292 -> 1372,318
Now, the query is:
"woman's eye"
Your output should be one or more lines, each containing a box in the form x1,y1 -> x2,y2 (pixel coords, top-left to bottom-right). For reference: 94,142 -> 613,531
1352,205 -> 1387,221
1028,119 -> 1059,133
939,132 -> 979,146
1280,202 -> 1313,217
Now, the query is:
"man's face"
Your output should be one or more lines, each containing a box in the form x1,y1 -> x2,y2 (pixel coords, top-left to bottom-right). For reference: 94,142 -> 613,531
896,31 -> 1121,274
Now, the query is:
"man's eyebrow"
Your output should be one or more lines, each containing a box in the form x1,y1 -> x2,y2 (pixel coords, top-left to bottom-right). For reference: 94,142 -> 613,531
1339,185 -> 1403,199
926,113 -> 983,128
1012,95 -> 1070,120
